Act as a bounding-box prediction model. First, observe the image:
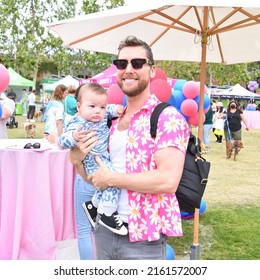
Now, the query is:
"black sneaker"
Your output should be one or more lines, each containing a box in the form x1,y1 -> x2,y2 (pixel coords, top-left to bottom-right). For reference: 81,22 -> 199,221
82,201 -> 97,228
99,211 -> 128,235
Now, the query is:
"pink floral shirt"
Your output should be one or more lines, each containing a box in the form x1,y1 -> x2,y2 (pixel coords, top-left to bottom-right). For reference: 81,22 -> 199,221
110,94 -> 190,242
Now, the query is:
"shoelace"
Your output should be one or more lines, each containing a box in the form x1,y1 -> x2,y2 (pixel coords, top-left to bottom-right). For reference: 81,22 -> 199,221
113,214 -> 123,226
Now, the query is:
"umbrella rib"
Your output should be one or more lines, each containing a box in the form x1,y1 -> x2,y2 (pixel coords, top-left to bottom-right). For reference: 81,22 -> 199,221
152,6 -> 197,33
145,6 -> 200,47
207,7 -> 242,34
68,9 -> 165,46
209,8 -> 225,64
142,18 -> 195,34
208,7 -> 259,35
211,15 -> 260,35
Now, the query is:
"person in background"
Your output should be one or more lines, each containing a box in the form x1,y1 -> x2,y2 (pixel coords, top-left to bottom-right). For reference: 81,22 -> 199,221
212,101 -> 225,144
69,35 -> 190,260
26,89 -> 36,122
224,100 -> 249,157
7,88 -> 16,102
21,89 -> 28,116
44,84 -> 68,140
40,92 -> 50,122
74,174 -> 96,259
202,104 -> 213,153
0,92 -> 15,139
63,85 -> 78,116
211,99 -> 217,115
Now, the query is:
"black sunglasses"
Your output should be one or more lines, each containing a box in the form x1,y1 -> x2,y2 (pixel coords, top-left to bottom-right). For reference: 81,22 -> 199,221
113,58 -> 153,70
24,142 -> 41,149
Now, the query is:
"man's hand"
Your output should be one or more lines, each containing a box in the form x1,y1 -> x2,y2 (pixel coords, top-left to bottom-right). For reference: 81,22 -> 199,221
88,156 -> 111,190
69,129 -> 98,166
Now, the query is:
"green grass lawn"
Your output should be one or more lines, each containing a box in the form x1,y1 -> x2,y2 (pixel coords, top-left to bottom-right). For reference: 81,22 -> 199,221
7,114 -> 260,260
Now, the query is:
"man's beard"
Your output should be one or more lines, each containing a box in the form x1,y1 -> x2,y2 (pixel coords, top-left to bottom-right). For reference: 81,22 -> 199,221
118,79 -> 149,97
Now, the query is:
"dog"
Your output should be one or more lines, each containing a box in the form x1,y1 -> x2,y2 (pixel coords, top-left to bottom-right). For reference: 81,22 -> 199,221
24,123 -> 37,138
34,111 -> 42,122
226,140 -> 244,161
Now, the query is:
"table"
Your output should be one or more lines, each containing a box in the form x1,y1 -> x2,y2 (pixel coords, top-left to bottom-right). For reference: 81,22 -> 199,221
242,111 -> 260,129
0,139 -> 76,260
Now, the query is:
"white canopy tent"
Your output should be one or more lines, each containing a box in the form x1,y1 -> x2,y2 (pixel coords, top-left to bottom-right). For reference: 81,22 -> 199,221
44,75 -> 79,91
211,83 -> 260,100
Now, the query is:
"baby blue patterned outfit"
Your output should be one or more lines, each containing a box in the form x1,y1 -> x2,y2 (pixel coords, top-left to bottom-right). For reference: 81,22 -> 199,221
59,104 -> 120,212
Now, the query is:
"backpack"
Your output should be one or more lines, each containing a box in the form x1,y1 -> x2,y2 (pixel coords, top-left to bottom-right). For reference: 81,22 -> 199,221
108,102 -> 211,213
150,102 -> 211,213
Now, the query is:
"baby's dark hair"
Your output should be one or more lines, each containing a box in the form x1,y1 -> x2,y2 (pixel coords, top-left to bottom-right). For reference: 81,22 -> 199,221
75,83 -> 107,103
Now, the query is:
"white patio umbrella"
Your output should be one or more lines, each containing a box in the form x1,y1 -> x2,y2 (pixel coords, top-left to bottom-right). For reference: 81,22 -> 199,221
47,0 -> 260,259
47,0 -> 260,136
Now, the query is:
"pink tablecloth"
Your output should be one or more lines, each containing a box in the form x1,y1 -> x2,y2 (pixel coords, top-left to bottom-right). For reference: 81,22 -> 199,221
0,143 -> 76,260
242,111 -> 260,129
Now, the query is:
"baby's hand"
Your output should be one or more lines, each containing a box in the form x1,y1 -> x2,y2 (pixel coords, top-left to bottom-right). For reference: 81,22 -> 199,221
117,105 -> 125,117
73,125 -> 83,142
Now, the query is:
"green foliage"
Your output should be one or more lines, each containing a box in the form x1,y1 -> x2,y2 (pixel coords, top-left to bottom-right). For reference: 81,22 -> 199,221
157,60 -> 259,87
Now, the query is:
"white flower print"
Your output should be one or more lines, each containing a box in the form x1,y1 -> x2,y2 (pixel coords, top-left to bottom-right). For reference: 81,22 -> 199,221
133,114 -> 148,132
149,206 -> 160,226
171,214 -> 183,235
131,191 -> 143,201
129,199 -> 141,221
126,150 -> 138,171
165,195 -> 180,217
129,222 -> 143,241
135,149 -> 148,164
141,197 -> 152,215
174,133 -> 188,153
127,130 -> 140,150
150,231 -> 160,241
139,218 -> 148,234
163,115 -> 180,134
158,194 -> 169,208
160,215 -> 172,233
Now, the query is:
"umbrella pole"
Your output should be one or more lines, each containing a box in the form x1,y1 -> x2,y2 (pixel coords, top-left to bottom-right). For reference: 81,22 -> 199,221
190,7 -> 209,260
190,208 -> 200,259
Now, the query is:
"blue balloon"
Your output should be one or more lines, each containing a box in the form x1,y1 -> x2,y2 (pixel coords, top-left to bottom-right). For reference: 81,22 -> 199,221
181,199 -> 207,218
199,199 -> 207,215
171,90 -> 186,109
122,95 -> 127,106
203,94 -> 210,110
174,79 -> 187,92
193,94 -> 210,110
166,243 -> 175,260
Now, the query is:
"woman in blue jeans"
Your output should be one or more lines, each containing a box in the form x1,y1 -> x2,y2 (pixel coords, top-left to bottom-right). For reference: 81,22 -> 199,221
74,174 -> 96,259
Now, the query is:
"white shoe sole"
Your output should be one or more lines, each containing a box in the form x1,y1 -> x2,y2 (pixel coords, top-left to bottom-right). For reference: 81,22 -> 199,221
99,220 -> 128,235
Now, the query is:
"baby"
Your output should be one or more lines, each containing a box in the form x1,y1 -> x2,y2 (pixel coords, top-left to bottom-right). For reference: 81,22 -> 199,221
59,83 -> 127,235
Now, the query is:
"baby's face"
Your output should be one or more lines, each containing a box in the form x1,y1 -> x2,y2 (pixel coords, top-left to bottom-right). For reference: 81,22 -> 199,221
78,92 -> 107,123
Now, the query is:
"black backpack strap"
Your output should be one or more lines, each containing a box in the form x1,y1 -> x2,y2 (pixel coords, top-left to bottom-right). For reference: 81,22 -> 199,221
150,102 -> 171,138
107,117 -> 118,128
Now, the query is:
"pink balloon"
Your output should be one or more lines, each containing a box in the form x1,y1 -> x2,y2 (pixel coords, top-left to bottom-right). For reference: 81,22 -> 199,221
182,81 -> 200,99
0,64 -> 10,92
107,84 -> 124,104
150,79 -> 172,102
180,99 -> 198,116
188,111 -> 205,127
150,67 -> 167,82
195,81 -> 208,94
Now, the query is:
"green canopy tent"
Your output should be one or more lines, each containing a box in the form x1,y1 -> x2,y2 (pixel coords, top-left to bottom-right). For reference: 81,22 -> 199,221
7,67 -> 34,102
